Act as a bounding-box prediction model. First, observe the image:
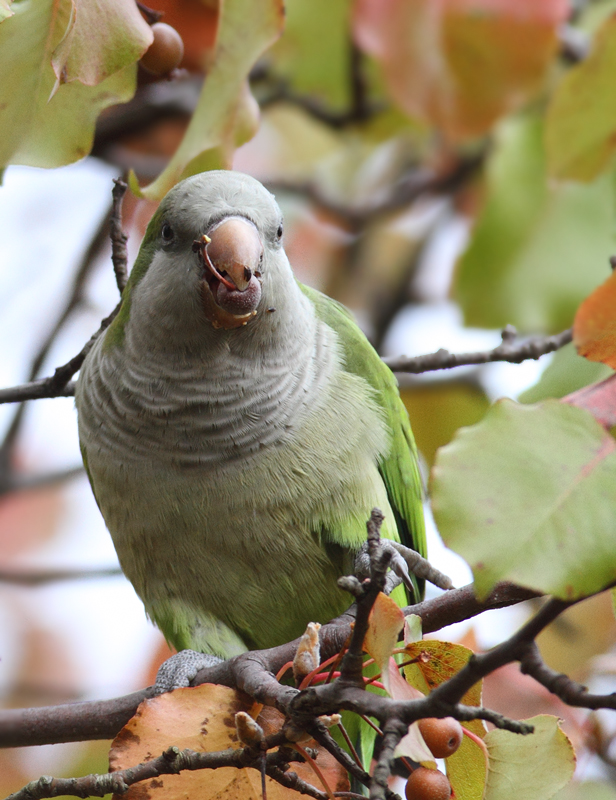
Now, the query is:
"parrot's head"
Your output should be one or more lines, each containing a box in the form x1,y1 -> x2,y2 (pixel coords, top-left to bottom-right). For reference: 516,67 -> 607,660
120,171 -> 297,351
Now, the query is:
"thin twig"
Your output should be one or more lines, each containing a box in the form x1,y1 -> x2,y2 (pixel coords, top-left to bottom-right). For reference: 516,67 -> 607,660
4,742 -> 309,800
0,301 -> 121,405
110,179 -> 129,293
370,719 -> 406,800
1,465 -> 85,495
0,566 -> 123,586
0,322 -> 573,406
0,203 -> 112,491
383,327 -> 573,374
520,642 -> 616,710
266,150 -> 485,228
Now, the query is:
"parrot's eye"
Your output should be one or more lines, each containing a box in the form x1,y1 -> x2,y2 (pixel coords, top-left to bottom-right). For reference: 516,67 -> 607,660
161,223 -> 174,242
276,224 -> 283,240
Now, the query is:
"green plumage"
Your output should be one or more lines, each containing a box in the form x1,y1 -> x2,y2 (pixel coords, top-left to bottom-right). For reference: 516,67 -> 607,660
75,170 -> 426,658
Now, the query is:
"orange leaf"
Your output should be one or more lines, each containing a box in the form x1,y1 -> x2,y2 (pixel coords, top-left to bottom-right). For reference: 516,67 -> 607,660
109,684 -> 349,799
353,0 -> 568,141
574,269 -> 616,369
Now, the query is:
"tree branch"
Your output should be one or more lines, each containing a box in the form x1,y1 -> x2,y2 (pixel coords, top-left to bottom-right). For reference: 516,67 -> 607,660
382,326 -> 573,374
5,741 -> 312,800
0,325 -> 574,405
0,566 -> 122,586
0,581 -> 539,748
520,641 -> 616,710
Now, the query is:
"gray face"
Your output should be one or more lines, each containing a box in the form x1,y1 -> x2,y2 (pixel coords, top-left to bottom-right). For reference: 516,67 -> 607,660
126,171 -> 301,350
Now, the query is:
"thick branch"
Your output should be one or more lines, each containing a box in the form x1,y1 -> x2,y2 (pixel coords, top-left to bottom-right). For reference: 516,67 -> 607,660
0,582 -> 539,748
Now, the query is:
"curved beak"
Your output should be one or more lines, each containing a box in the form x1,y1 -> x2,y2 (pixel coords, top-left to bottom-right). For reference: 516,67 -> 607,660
197,217 -> 264,330
206,217 -> 263,291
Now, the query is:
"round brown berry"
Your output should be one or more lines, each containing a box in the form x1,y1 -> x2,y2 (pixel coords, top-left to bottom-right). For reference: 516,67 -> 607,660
405,767 -> 451,800
418,717 -> 463,759
140,23 -> 184,76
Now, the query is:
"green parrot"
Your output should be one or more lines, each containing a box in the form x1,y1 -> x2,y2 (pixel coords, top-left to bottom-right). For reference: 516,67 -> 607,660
75,170 -> 426,679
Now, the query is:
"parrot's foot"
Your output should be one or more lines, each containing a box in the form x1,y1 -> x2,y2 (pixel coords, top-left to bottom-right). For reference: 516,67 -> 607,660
354,541 -> 453,596
154,650 -> 224,695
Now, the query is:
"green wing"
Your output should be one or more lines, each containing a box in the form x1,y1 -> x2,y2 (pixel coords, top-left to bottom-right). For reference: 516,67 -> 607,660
300,283 -> 427,600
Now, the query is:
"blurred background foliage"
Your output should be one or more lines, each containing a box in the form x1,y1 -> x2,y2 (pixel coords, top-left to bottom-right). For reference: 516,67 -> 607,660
2,0 -> 616,796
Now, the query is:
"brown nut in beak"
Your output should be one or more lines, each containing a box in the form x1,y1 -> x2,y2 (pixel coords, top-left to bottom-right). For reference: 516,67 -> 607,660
206,217 -> 263,291
197,217 -> 264,329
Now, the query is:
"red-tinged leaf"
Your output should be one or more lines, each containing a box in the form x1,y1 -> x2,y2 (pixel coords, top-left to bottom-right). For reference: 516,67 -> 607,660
353,0 -> 568,141
562,374 -> 616,430
51,0 -> 153,88
364,592 -> 404,692
386,658 -> 435,763
574,269 -> 616,369
109,684 -> 349,799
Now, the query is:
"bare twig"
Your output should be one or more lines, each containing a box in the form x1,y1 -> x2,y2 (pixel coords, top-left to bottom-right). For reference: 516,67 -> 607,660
383,327 -> 573,374
520,642 -> 616,710
338,509 -> 390,685
110,179 -> 129,293
0,301 -> 121,405
266,150 -> 485,228
0,202 -> 112,492
5,741 -> 311,800
0,319 -> 573,407
256,42 -> 377,130
0,177 -> 129,409
370,719 -> 406,800
0,566 -> 122,586
0,465 -> 85,495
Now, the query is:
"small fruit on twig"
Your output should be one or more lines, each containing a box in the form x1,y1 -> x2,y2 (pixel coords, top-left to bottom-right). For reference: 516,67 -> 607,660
405,767 -> 452,800
140,22 -> 184,76
418,717 -> 463,759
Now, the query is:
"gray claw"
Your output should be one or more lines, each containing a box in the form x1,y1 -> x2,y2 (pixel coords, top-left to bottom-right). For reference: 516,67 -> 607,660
154,649 -> 224,695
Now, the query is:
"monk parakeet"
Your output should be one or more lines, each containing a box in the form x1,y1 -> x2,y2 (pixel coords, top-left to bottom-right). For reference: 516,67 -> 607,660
75,171 -> 426,667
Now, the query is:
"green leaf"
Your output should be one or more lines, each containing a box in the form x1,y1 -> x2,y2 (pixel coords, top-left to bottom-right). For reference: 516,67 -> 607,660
403,641 -> 487,800
52,0 -> 152,87
546,15 -> 616,181
400,382 -> 490,468
0,0 -> 13,22
519,343 -> 613,404
267,0 -> 353,110
136,0 -> 285,200
554,782 -> 616,800
455,115 -> 616,333
0,0 -> 137,169
484,716 -> 575,800
431,398 -> 616,599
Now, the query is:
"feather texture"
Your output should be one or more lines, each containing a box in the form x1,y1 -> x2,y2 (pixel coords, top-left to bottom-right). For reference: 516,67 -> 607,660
75,171 -> 425,656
